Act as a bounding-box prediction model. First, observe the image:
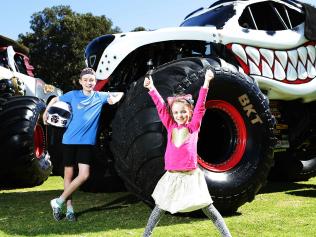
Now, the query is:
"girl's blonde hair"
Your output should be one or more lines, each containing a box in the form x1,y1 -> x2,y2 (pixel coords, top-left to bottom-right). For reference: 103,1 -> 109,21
167,94 -> 194,115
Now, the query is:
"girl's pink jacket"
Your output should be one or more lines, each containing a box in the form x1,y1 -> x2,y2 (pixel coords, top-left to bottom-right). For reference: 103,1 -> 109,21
148,87 -> 208,171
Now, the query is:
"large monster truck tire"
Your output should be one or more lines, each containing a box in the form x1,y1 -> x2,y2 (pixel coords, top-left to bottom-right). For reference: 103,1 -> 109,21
80,105 -> 126,192
80,145 -> 126,192
270,151 -> 316,181
0,96 -> 52,188
47,126 -> 65,176
111,57 -> 275,213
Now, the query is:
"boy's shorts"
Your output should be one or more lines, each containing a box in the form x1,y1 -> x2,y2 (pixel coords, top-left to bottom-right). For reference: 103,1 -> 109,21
62,144 -> 95,166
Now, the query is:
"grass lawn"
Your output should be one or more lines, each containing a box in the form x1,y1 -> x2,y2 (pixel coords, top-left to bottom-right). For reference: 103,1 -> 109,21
0,176 -> 315,237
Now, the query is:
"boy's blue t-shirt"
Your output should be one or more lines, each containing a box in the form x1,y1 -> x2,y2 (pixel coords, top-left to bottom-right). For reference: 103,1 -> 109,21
59,90 -> 109,145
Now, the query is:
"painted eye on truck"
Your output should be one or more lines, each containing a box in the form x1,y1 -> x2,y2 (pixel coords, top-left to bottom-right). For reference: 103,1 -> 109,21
89,55 -> 96,67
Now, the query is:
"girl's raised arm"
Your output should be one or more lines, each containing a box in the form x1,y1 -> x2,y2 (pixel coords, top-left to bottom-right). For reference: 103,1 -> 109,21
145,75 -> 174,128
190,70 -> 214,131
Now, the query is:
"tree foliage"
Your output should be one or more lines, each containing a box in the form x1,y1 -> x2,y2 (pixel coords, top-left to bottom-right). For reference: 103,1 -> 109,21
131,26 -> 147,32
18,5 -> 121,91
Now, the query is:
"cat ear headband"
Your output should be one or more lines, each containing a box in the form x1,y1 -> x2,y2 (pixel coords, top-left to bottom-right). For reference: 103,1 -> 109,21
167,94 -> 194,107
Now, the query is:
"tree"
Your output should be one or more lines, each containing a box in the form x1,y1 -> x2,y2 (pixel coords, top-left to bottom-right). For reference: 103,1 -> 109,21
131,26 -> 147,32
18,5 -> 121,91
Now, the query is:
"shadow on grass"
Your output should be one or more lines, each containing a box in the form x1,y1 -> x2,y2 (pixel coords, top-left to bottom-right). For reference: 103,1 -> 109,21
0,189 -> 197,236
76,193 -> 140,217
260,181 -> 316,198
286,189 -> 316,197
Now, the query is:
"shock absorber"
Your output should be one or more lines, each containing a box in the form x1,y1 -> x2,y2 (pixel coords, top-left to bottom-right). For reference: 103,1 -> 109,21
270,100 -> 289,152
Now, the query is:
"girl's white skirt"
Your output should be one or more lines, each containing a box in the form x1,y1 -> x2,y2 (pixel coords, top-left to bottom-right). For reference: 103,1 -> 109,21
152,168 -> 213,214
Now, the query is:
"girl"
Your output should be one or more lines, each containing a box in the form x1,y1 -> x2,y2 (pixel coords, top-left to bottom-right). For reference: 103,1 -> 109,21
143,69 -> 232,237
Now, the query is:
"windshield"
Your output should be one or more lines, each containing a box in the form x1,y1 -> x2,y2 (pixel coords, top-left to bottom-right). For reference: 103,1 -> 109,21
180,4 -> 235,29
238,1 -> 304,31
0,49 -> 8,68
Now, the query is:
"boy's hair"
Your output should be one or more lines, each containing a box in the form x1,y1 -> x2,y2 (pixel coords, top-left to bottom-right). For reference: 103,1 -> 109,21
80,67 -> 96,78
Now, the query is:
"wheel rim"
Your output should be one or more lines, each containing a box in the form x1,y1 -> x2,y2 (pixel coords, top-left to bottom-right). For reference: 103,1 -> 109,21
198,100 -> 247,172
34,123 -> 45,159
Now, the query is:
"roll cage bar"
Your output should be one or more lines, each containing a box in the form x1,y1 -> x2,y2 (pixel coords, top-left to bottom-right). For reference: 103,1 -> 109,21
241,1 -> 303,31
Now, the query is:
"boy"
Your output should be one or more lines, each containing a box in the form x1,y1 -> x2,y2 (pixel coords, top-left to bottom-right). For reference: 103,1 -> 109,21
43,67 -> 123,221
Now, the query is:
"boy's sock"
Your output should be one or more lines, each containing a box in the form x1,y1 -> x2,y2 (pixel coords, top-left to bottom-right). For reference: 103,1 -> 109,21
67,206 -> 74,214
66,206 -> 76,221
50,197 -> 65,221
56,197 -> 65,208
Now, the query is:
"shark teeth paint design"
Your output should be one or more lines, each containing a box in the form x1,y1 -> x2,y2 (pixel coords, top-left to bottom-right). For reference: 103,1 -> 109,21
249,59 -> 261,75
245,46 -> 260,66
297,61 -> 307,80
231,43 -> 316,84
260,48 -> 274,67
262,60 -> 273,78
288,50 -> 298,68
232,44 -> 247,64
297,46 -> 307,66
307,60 -> 316,78
287,62 -> 297,81
275,51 -> 288,69
307,45 -> 316,63
274,60 -> 286,81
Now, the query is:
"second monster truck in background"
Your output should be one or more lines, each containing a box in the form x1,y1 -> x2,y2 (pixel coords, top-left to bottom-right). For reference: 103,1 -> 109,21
0,35 -> 62,188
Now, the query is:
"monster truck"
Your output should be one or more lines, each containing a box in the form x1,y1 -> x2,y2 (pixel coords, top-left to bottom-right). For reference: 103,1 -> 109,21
0,35 -> 62,188
82,0 -> 316,212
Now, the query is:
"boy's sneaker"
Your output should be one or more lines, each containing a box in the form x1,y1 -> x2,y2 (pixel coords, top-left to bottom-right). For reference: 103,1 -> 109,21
66,211 -> 77,222
50,198 -> 63,221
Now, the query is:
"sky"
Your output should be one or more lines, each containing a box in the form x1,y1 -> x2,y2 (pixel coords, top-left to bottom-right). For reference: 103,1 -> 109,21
1,0 -> 315,41
1,0 -> 215,40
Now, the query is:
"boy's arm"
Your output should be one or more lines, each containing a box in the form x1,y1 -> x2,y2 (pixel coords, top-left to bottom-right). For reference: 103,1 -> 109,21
107,92 -> 124,105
